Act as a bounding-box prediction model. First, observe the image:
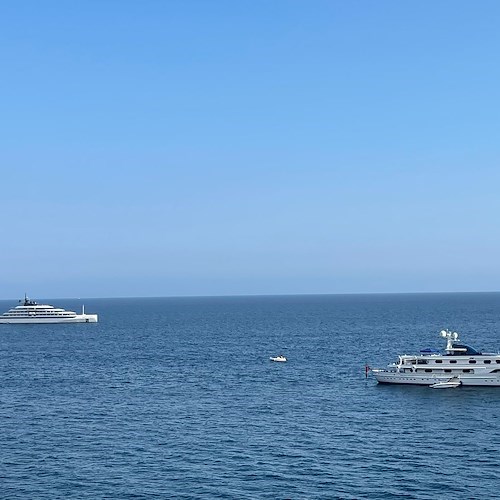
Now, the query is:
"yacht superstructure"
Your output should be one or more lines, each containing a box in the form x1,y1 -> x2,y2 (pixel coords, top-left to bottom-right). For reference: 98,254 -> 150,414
372,330 -> 500,386
0,295 -> 98,324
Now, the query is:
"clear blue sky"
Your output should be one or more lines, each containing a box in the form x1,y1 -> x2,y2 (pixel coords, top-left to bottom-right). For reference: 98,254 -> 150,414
1,0 -> 499,299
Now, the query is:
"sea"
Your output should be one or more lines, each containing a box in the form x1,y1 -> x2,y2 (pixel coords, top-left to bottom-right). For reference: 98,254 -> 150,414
1,292 -> 500,499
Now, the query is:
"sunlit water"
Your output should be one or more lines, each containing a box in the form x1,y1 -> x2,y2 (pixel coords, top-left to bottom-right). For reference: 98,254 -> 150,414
1,293 -> 500,499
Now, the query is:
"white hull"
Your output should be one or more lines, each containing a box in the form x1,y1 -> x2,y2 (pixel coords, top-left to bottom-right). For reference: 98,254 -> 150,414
373,370 -> 500,387
270,356 -> 287,362
430,381 -> 461,389
0,314 -> 98,324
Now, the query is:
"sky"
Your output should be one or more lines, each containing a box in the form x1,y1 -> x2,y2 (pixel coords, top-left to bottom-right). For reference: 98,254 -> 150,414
1,0 -> 500,299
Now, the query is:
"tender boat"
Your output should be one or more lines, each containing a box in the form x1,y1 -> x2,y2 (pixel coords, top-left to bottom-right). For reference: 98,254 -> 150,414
429,377 -> 461,389
270,355 -> 287,362
371,330 -> 500,387
0,295 -> 98,324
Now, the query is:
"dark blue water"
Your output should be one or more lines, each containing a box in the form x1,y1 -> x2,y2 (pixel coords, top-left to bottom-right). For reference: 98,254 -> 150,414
1,293 -> 500,499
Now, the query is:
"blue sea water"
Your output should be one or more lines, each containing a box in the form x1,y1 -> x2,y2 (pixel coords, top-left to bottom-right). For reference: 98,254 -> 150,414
1,293 -> 500,499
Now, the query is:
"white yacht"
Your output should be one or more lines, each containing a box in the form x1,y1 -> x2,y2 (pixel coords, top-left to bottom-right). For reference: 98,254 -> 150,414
270,355 -> 287,362
0,295 -> 98,324
372,330 -> 500,387
429,377 -> 461,389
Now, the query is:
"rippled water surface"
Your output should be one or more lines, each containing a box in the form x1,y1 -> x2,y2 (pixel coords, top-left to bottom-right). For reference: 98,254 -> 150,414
2,293 -> 500,499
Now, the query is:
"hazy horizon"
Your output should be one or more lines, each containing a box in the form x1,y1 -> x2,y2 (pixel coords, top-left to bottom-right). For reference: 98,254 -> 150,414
1,289 -> 499,303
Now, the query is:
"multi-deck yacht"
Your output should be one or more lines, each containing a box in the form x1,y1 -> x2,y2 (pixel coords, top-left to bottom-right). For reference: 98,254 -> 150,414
372,330 -> 500,386
0,295 -> 98,324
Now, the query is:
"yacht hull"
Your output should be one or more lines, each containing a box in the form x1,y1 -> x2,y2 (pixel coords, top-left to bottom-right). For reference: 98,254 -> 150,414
373,370 -> 500,387
0,314 -> 98,324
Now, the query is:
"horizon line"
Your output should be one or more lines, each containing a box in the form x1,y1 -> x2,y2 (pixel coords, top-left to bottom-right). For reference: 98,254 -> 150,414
1,289 -> 499,301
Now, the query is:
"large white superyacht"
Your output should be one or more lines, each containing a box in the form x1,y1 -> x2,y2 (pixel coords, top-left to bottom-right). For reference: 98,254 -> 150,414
372,330 -> 500,386
0,295 -> 98,324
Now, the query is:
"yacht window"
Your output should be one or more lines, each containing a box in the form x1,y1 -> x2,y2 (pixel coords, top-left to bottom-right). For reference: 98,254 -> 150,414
469,360 -> 476,364
435,360 -> 442,364
496,360 -> 500,364
424,369 -> 432,373
444,369 -> 452,373
450,360 -> 457,364
462,369 -> 472,373
484,360 -> 492,364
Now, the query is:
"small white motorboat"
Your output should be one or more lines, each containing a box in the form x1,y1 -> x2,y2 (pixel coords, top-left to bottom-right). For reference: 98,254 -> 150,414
430,377 -> 461,389
270,355 -> 287,362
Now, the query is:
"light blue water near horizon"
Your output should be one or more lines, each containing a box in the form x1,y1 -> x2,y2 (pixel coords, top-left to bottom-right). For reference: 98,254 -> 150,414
1,292 -> 500,499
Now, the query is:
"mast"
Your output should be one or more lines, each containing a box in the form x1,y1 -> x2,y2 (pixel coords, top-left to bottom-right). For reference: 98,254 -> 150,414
441,329 -> 459,352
